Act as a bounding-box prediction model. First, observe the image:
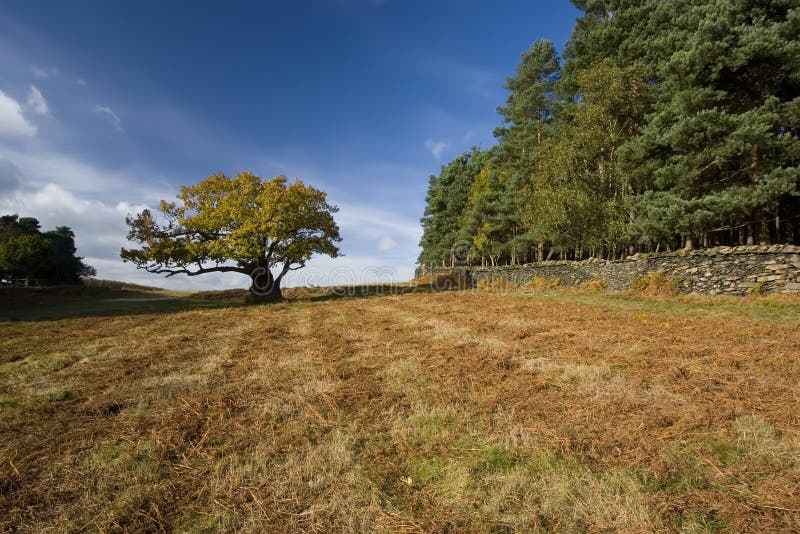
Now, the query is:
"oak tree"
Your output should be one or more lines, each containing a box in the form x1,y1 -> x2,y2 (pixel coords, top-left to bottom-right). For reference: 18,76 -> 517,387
121,172 -> 341,302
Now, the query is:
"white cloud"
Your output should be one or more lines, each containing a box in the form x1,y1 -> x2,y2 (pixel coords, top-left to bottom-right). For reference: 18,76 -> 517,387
0,90 -> 36,138
28,183 -> 91,213
377,236 -> 398,251
75,78 -> 88,87
26,85 -> 48,115
84,256 -> 251,291
115,200 -> 149,216
0,169 -> 422,290
424,138 -> 448,160
0,145 -> 170,198
0,181 -> 212,289
0,148 -> 190,286
30,65 -> 58,79
1,182 -> 127,262
0,180 -> 420,291
93,105 -> 125,133
334,202 -> 422,242
281,254 -> 414,288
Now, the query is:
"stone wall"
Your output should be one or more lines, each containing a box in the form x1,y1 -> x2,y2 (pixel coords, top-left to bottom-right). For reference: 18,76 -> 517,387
422,245 -> 800,295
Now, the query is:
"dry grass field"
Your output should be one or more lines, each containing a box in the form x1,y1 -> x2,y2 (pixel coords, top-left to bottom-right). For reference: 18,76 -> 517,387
1,287 -> 800,532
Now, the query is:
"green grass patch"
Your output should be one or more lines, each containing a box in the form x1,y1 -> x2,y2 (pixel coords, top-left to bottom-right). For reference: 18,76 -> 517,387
471,446 -> 514,475
679,511 -> 725,533
43,387 -> 74,403
0,394 -> 24,413
518,291 -> 800,324
404,409 -> 460,449
648,449 -> 711,494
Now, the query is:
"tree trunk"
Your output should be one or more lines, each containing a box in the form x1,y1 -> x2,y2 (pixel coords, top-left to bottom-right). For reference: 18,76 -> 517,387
247,267 -> 282,303
758,212 -> 770,245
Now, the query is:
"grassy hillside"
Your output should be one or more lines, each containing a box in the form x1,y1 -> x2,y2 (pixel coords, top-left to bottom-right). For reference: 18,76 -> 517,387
1,289 -> 799,531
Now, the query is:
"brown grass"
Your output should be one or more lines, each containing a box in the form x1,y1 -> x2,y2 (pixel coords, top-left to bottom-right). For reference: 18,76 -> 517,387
632,271 -> 680,297
583,278 -> 608,292
525,276 -> 561,291
1,290 -> 799,532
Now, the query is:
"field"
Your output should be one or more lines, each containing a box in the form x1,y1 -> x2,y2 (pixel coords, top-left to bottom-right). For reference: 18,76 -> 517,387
2,287 -> 800,532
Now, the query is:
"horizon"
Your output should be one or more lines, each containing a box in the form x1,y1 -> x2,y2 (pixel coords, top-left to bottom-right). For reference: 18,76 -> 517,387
0,0 -> 580,290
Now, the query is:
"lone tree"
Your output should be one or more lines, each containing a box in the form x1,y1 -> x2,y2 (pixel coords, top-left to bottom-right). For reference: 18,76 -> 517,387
121,172 -> 341,302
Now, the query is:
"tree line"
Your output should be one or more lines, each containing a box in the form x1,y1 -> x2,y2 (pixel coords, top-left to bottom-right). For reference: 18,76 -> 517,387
0,215 -> 96,284
419,0 -> 799,268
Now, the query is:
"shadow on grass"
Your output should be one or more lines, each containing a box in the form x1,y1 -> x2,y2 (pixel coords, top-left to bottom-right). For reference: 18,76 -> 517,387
0,283 -> 461,322
0,289 -> 247,322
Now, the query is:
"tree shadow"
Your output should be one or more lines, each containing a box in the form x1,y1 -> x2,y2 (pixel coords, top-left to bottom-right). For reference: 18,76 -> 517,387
0,289 -> 247,322
0,282 -> 464,322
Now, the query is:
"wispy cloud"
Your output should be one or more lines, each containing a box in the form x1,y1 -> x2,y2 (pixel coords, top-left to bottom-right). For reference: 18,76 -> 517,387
30,65 -> 58,79
377,236 -> 398,251
334,202 -> 422,242
26,85 -> 48,115
420,56 -> 503,101
0,151 -> 191,288
93,105 -> 125,133
424,138 -> 448,160
75,78 -> 88,87
0,89 -> 36,138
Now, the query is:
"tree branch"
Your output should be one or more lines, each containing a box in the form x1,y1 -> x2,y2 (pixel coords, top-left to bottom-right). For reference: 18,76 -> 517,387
142,263 -> 249,277
274,259 -> 305,285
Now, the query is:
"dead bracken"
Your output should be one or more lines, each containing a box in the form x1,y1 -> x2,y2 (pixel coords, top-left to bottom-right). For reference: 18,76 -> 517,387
1,290 -> 799,532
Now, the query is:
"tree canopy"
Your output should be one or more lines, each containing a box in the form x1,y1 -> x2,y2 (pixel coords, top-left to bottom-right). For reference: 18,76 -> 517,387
121,172 -> 341,301
0,214 -> 96,284
419,0 -> 800,268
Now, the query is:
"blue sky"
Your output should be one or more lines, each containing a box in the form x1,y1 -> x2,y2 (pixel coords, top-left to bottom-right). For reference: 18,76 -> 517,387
0,0 -> 579,289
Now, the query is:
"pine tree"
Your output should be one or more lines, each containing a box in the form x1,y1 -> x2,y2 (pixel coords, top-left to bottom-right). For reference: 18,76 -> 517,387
416,0 -> 800,269
418,149 -> 492,267
626,0 -> 800,248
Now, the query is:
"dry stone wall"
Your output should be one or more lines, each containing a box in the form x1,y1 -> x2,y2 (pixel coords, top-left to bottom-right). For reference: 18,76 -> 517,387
424,245 -> 800,295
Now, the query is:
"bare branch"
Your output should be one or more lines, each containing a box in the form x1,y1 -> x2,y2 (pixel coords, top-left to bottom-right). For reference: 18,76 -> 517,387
139,263 -> 248,277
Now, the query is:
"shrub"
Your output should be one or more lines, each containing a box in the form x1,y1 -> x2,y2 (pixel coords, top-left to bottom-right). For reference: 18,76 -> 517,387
747,281 -> 766,296
527,277 -> 561,291
631,271 -> 679,297
477,277 -> 517,292
527,277 -> 548,290
583,279 -> 607,292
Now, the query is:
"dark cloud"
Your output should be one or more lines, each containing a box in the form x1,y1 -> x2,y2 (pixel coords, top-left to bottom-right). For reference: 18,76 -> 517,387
0,158 -> 23,194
